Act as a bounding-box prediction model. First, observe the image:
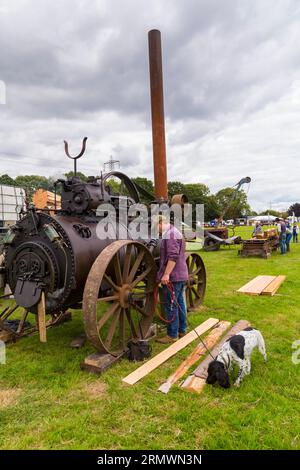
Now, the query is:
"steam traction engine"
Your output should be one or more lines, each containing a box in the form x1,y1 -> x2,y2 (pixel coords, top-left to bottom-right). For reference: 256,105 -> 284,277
0,30 -> 206,357
1,146 -> 206,356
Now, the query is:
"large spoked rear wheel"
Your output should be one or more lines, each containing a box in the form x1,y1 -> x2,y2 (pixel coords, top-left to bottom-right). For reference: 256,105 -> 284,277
185,252 -> 206,311
83,240 -> 156,356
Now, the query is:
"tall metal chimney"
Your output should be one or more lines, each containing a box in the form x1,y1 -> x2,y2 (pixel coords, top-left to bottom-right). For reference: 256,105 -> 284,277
148,29 -> 168,201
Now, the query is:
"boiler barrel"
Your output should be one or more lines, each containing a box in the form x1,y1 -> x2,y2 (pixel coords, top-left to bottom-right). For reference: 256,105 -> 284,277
4,211 -> 122,314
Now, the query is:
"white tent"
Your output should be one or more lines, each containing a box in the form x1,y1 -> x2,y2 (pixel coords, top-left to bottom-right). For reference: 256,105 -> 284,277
248,215 -> 277,224
0,184 -> 26,226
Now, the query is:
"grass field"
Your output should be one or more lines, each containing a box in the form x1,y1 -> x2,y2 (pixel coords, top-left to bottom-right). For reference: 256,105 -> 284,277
0,226 -> 299,450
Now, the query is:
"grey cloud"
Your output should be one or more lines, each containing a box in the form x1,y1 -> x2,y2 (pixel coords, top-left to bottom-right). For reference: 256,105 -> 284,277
1,0 -> 300,211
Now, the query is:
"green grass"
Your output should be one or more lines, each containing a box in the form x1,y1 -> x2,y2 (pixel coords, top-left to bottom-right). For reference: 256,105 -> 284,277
0,226 -> 300,450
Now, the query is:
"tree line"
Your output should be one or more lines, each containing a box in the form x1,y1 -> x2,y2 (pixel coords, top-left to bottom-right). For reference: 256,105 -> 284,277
4,172 -> 296,221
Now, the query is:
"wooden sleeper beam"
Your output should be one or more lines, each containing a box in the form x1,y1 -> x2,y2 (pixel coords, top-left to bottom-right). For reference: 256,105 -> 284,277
37,292 -> 47,343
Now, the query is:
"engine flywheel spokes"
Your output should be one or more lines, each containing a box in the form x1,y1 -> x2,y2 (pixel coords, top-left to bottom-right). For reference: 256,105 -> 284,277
185,252 -> 206,312
83,240 -> 156,356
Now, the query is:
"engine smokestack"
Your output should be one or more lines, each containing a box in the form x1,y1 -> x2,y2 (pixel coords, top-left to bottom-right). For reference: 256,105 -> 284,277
148,29 -> 168,201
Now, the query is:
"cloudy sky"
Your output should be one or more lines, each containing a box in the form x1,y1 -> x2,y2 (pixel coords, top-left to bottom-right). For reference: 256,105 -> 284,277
1,0 -> 300,211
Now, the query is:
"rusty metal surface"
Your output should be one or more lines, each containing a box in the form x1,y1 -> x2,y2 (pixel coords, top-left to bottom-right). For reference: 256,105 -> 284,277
185,252 -> 206,311
148,29 -> 168,201
204,228 -> 229,239
170,194 -> 188,206
203,228 -> 229,252
83,240 -> 156,356
5,211 -> 117,315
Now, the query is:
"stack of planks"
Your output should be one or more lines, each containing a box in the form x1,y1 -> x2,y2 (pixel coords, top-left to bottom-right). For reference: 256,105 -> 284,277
32,189 -> 61,212
122,318 -> 255,395
237,275 -> 286,296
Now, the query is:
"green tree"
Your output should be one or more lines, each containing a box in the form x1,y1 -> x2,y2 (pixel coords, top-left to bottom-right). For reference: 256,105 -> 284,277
168,181 -> 186,198
0,174 -> 16,186
132,177 -> 154,196
14,175 -> 50,199
183,183 -> 210,205
105,179 -> 121,194
64,171 -> 88,181
259,210 -> 282,218
216,188 -> 251,220
288,203 -> 300,217
204,195 -> 221,221
167,183 -> 220,222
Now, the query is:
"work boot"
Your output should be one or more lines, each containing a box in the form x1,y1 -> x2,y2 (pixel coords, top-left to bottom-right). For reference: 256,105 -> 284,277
156,335 -> 178,344
179,331 -> 187,338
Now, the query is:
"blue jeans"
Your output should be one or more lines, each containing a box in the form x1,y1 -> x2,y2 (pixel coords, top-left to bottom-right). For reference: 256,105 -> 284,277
162,281 -> 187,338
280,233 -> 287,254
286,233 -> 292,252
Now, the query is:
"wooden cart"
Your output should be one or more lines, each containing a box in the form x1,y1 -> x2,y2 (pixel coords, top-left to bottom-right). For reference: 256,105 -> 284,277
238,228 -> 279,259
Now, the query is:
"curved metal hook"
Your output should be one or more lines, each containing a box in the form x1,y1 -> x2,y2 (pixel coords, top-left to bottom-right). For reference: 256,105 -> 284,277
64,136 -> 88,161
63,137 -> 88,177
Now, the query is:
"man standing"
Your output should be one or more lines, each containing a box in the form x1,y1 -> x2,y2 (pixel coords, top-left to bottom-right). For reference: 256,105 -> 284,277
275,218 -> 287,254
285,221 -> 292,252
253,221 -> 264,237
292,222 -> 299,243
155,216 -> 189,344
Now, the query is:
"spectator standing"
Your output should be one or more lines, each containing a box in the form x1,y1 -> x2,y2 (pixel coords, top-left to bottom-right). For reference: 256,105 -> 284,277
155,216 -> 189,344
285,221 -> 292,252
253,221 -> 264,237
293,222 -> 299,243
275,218 -> 287,254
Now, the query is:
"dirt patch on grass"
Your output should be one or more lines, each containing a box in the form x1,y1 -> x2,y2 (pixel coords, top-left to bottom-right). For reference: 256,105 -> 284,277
0,388 -> 22,408
70,380 -> 108,403
84,381 -> 107,398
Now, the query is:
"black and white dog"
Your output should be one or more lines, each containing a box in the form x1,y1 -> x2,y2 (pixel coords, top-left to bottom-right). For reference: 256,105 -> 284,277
206,327 -> 267,388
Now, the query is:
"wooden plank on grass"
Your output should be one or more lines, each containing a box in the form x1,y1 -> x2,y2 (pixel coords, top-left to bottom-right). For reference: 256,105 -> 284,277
237,275 -> 275,295
158,320 -> 231,394
181,319 -> 250,393
261,275 -> 286,296
180,375 -> 206,393
81,352 -> 125,375
37,292 -> 47,343
122,318 -> 219,386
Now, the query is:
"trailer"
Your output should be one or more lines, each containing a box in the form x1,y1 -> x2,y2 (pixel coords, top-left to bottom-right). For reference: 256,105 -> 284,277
238,228 -> 279,258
